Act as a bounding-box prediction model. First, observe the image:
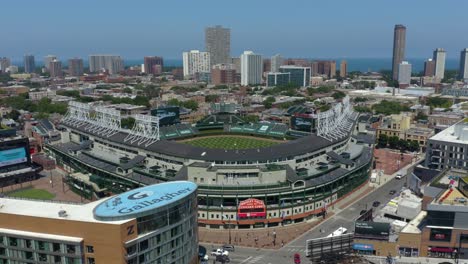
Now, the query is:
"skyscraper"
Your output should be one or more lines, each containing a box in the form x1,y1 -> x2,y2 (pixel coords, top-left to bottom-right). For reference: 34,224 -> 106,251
392,24 -> 406,80
24,55 -> 35,73
340,60 -> 347,78
68,58 -> 84,77
398,61 -> 411,85
459,48 -> 468,81
182,50 -> 210,79
143,56 -> 164,75
205,25 -> 230,65
433,48 -> 446,79
43,55 -> 57,70
0,57 -> 11,73
49,59 -> 63,78
423,59 -> 435,77
89,55 -> 124,74
271,54 -> 283,72
240,51 -> 263,86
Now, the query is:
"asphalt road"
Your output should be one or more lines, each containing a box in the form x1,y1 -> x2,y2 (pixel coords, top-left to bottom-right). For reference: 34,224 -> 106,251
211,175 -> 409,264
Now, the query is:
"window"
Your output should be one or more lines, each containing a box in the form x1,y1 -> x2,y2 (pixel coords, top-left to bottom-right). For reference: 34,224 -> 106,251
8,237 -> 17,247
54,255 -> 62,263
86,245 -> 94,253
53,243 -> 61,252
38,253 -> 47,261
66,245 -> 76,254
139,240 -> 149,251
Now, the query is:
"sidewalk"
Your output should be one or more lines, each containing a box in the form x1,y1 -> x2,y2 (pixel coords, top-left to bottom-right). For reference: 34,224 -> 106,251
365,255 -> 462,264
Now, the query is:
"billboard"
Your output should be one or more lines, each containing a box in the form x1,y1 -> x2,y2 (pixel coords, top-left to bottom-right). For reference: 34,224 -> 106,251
151,106 -> 180,126
354,221 -> 390,240
306,233 -> 353,262
0,147 -> 27,168
291,115 -> 316,132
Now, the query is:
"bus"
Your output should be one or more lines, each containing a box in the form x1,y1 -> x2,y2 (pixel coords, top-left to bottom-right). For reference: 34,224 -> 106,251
327,227 -> 348,237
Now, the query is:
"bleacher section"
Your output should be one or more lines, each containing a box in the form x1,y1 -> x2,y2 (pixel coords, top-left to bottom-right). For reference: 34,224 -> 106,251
196,114 -> 246,130
225,122 -> 288,138
159,123 -> 198,140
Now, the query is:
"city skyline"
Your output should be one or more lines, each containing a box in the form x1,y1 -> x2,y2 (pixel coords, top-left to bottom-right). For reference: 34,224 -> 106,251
2,0 -> 468,60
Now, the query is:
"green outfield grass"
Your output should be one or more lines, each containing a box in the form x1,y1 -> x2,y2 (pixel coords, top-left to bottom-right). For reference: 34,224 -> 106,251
183,136 -> 280,149
8,188 -> 55,200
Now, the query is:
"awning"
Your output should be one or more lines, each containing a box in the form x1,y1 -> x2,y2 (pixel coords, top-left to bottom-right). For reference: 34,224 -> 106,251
429,247 -> 454,253
353,243 -> 374,251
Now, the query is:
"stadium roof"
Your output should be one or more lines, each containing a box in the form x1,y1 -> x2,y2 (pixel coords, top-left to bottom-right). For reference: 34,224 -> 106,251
62,115 -> 357,162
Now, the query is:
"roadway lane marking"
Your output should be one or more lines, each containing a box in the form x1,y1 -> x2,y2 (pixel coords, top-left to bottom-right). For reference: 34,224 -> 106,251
239,256 -> 252,264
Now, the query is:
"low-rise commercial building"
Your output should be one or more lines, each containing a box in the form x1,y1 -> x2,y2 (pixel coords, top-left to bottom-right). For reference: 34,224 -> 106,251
0,182 -> 199,264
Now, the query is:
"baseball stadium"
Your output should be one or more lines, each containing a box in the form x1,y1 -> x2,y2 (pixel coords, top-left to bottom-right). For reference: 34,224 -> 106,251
46,97 -> 374,230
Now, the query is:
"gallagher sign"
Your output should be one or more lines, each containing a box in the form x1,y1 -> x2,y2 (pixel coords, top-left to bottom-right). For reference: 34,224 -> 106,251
94,181 -> 197,220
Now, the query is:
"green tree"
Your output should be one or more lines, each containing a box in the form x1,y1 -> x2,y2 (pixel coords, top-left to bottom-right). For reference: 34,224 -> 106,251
372,100 -> 410,115
182,100 -> 199,111
6,109 -> 20,121
263,96 -> 276,109
408,140 -> 420,152
388,136 -> 400,149
243,115 -> 259,123
377,134 -> 388,148
122,87 -> 132,94
205,94 -> 220,103
354,106 -> 372,113
121,117 -> 135,129
415,112 -> 428,121
332,91 -> 346,99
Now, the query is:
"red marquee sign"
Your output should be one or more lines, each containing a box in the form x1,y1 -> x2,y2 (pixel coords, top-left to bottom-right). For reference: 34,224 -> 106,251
237,198 -> 266,219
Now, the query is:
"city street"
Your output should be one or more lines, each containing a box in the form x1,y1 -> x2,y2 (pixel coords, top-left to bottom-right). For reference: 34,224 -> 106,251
208,165 -> 415,264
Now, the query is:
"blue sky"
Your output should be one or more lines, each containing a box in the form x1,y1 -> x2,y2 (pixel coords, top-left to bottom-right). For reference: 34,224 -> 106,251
2,0 -> 468,61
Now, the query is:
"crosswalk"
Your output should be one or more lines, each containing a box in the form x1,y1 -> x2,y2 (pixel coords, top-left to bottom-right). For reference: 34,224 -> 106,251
239,255 -> 264,264
283,247 -> 307,253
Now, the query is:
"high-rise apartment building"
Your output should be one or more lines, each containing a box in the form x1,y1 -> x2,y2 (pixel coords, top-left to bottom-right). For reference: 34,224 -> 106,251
182,50 -> 210,79
89,55 -> 124,74
459,48 -> 468,81
43,55 -> 57,71
433,48 -> 446,79
240,51 -> 263,86
424,58 -> 435,77
392,24 -> 406,80
279,65 -> 311,87
211,64 -> 237,85
340,60 -> 347,78
24,55 -> 35,73
143,56 -> 164,75
230,57 -> 241,73
312,60 -> 336,78
271,54 -> 283,73
68,58 -> 84,77
263,59 -> 271,73
398,61 -> 412,85
0,57 -> 11,73
49,59 -> 62,78
205,25 -> 230,65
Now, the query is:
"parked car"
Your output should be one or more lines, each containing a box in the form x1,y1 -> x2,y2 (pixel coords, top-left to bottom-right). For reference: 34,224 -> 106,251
372,201 -> 381,207
222,244 -> 235,252
389,190 -> 396,195
294,253 -> 301,264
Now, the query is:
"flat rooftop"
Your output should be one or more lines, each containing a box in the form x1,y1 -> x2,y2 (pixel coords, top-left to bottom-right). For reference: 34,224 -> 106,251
0,197 -> 130,225
430,122 -> 468,144
401,211 -> 426,234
